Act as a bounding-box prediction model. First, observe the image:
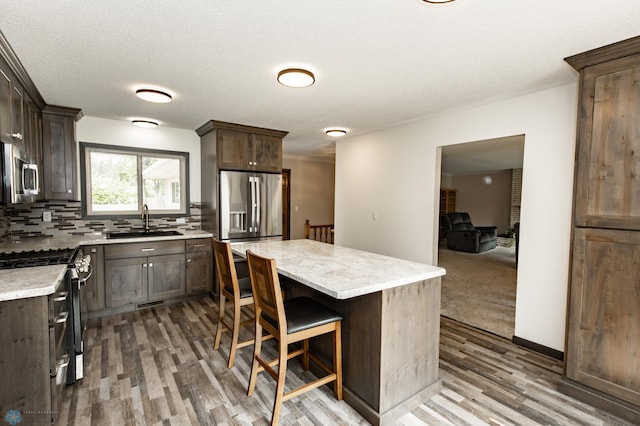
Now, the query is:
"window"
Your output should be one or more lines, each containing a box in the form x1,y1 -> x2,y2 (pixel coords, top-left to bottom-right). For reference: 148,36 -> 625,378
80,143 -> 189,217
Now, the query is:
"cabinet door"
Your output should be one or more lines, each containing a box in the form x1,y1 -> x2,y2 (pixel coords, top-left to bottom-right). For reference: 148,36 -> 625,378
217,129 -> 251,170
148,254 -> 185,300
42,113 -> 76,200
574,53 -> 640,230
105,258 -> 148,307
81,246 -> 105,312
186,250 -> 212,295
566,227 -> 640,405
0,69 -> 10,143
10,84 -> 24,151
251,133 -> 282,172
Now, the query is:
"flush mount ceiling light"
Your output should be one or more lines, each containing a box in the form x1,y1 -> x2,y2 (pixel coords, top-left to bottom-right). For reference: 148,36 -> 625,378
132,120 -> 158,128
277,68 -> 315,88
135,88 -> 172,103
325,129 -> 347,137
422,0 -> 455,3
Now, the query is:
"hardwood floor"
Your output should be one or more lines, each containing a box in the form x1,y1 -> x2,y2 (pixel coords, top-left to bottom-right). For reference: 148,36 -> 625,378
57,297 -> 633,426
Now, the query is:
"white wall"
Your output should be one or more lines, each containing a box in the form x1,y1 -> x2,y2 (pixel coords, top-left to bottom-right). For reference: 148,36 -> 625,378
77,116 -> 202,202
335,83 -> 578,351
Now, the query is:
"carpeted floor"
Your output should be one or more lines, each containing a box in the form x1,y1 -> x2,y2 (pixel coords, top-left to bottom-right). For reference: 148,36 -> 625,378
437,244 -> 517,339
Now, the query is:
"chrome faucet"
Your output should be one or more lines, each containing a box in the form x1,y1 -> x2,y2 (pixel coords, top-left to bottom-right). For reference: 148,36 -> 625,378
142,203 -> 150,232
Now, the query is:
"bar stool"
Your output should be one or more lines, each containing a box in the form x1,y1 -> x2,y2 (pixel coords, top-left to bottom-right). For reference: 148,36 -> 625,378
245,250 -> 343,426
212,238 -> 260,368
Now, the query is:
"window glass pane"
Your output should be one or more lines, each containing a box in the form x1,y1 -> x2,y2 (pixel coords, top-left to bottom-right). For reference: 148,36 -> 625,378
142,156 -> 181,210
89,151 -> 138,211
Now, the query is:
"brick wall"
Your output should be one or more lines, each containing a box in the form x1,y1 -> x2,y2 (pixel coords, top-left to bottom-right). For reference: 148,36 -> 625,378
510,168 -> 522,229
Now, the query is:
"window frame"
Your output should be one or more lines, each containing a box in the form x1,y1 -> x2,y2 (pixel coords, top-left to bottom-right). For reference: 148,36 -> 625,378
80,142 -> 190,219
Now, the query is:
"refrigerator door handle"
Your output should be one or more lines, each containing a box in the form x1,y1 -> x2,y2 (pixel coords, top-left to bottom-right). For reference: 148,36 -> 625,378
254,176 -> 261,233
250,176 -> 257,233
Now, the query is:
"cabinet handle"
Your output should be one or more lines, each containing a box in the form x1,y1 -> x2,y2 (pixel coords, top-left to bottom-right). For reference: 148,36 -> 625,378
148,262 -> 154,267
67,189 -> 72,193
91,248 -> 97,253
187,258 -> 192,263
140,248 -> 155,252
53,291 -> 68,302
143,263 -> 148,268
54,311 -> 69,324
192,244 -> 205,248
11,132 -> 23,140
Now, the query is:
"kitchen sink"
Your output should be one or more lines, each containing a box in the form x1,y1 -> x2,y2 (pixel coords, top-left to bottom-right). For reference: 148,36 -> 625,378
106,230 -> 183,239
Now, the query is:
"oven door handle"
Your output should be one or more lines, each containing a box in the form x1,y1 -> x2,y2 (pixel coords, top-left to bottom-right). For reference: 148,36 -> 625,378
78,264 -> 93,285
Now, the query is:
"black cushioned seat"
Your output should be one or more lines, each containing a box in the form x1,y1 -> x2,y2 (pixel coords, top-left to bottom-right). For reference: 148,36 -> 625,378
262,297 -> 343,334
441,212 -> 498,253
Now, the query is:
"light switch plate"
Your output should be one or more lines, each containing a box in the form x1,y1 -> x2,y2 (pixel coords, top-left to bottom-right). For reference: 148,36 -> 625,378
43,211 -> 52,222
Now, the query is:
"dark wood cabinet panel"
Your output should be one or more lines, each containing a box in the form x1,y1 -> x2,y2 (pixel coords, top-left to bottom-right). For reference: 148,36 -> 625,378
148,254 -> 185,300
106,257 -> 148,308
251,133 -> 282,172
217,129 -> 251,170
42,111 -> 77,200
0,69 -> 10,143
574,53 -> 640,229
186,250 -> 212,295
562,36 -> 640,423
566,228 -> 640,405
82,245 -> 105,312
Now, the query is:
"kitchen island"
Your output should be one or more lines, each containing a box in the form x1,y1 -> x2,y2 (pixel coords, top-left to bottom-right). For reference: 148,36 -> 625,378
231,239 -> 445,426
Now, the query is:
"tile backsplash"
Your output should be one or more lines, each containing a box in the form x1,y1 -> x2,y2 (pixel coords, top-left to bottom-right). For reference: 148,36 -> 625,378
3,201 -> 204,241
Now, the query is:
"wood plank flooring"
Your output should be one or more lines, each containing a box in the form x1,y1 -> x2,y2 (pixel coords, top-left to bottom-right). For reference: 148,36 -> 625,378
57,297 -> 634,426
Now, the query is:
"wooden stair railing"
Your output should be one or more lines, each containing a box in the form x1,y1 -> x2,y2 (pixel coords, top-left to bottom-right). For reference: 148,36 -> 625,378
304,219 -> 334,244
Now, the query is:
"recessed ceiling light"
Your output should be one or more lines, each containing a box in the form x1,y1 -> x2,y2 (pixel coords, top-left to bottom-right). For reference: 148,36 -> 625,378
132,120 -> 158,128
277,68 -> 315,88
325,129 -> 347,137
135,89 -> 172,103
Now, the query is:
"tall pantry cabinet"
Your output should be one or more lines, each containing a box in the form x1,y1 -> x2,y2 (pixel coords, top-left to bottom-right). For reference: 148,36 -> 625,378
560,36 -> 640,423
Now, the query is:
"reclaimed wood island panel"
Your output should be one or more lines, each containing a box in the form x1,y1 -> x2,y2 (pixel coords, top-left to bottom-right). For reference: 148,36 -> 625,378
231,239 -> 445,425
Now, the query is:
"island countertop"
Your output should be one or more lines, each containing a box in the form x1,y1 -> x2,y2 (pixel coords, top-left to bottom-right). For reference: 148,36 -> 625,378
231,239 -> 445,299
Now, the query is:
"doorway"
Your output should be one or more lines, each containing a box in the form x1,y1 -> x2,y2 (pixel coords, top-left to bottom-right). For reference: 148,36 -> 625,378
282,169 -> 291,240
437,135 -> 524,339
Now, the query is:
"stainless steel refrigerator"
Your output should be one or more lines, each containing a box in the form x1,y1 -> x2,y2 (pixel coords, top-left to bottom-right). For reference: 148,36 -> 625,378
219,170 -> 282,241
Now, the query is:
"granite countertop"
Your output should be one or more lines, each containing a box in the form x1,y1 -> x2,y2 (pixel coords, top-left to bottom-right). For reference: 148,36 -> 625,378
231,239 -> 445,299
0,229 -> 213,302
0,264 -> 68,302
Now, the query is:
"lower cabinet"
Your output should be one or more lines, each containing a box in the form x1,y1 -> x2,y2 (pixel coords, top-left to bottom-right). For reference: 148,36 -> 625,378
186,238 -> 212,295
104,240 -> 186,309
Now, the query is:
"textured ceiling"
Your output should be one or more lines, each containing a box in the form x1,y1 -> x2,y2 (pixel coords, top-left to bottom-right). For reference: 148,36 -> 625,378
0,1 -> 639,162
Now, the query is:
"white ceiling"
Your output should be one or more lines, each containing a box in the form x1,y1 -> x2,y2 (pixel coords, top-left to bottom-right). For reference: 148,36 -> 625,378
441,135 -> 524,175
1,1 -> 639,162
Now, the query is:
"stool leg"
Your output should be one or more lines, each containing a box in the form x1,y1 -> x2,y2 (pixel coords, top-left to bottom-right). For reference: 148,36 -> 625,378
333,322 -> 343,400
227,299 -> 242,368
302,339 -> 310,370
271,339 -> 288,426
247,322 -> 263,397
213,293 -> 226,350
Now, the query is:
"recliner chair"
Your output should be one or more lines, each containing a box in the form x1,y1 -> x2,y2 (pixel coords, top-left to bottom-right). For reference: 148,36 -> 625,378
441,212 -> 497,253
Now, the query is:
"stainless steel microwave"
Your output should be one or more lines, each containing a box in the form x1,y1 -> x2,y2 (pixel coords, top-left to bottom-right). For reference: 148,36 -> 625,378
1,142 -> 39,203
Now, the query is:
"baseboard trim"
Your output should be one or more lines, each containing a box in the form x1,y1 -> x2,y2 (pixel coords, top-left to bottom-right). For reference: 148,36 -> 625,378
512,335 -> 564,360
559,378 -> 640,424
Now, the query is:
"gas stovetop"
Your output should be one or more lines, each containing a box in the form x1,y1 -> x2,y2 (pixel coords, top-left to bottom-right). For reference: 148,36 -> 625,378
0,248 -> 78,269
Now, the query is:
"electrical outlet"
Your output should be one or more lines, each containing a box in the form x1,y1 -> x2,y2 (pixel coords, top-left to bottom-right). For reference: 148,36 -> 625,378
176,217 -> 186,224
43,211 -> 52,222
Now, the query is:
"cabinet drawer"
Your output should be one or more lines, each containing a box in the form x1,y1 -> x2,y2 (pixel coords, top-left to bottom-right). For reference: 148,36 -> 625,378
105,240 -> 184,259
186,238 -> 211,253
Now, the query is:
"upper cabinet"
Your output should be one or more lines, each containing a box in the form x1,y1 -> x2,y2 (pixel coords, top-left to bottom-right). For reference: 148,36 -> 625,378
197,120 -> 288,173
0,68 -> 26,153
41,106 -> 82,200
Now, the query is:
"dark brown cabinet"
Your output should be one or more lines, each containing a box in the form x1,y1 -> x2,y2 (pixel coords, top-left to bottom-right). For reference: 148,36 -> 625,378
198,120 -> 287,173
104,240 -> 186,309
560,36 -> 640,423
41,106 -> 82,200
81,245 -> 105,312
0,68 -> 25,150
186,238 -> 212,295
